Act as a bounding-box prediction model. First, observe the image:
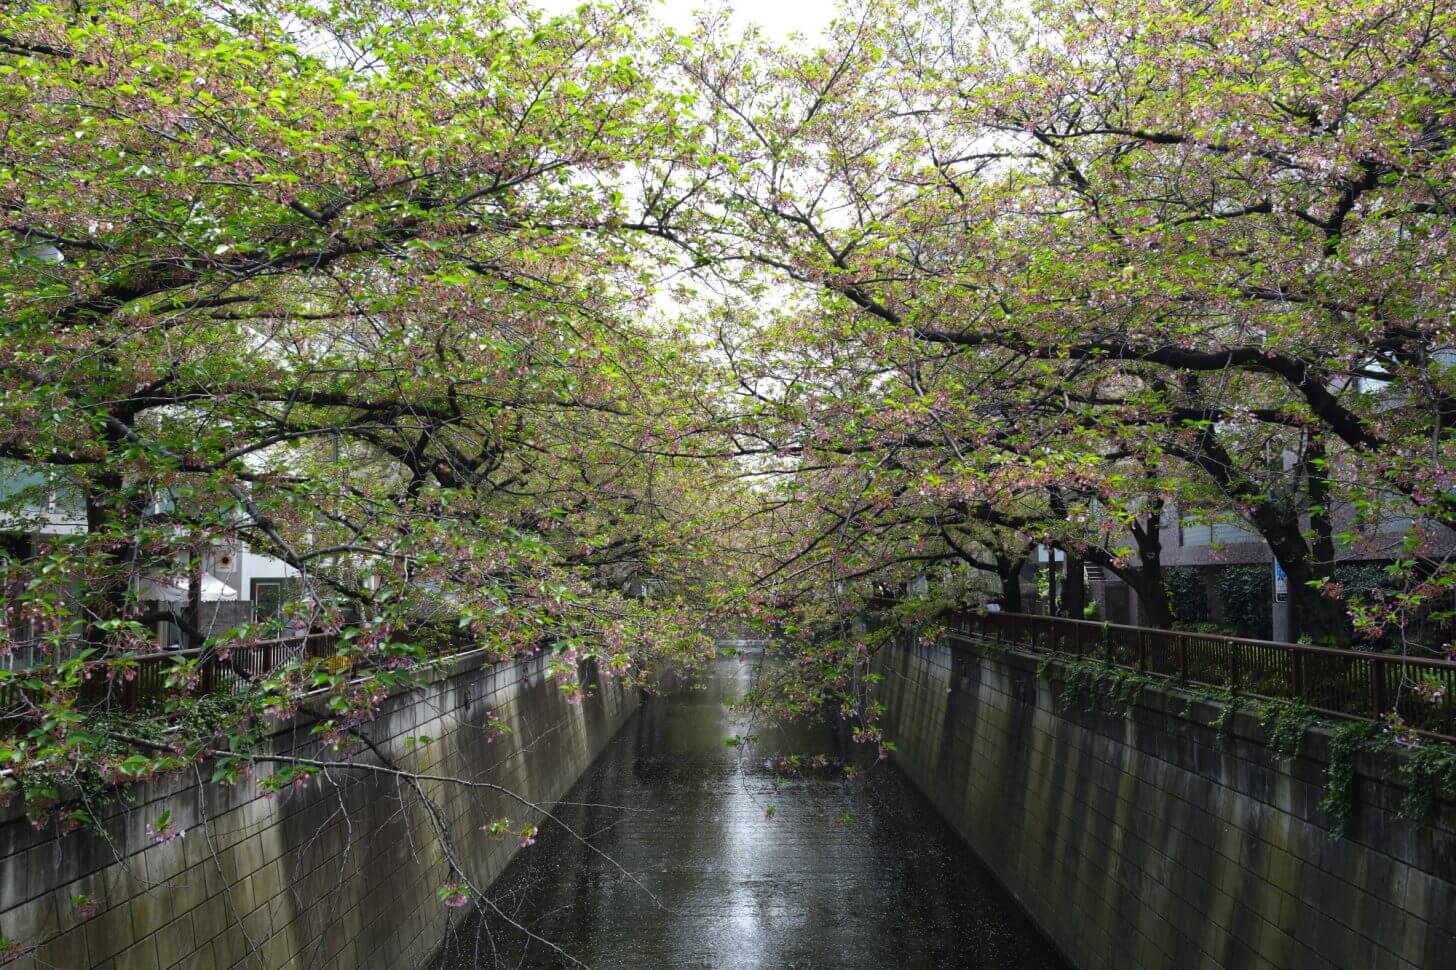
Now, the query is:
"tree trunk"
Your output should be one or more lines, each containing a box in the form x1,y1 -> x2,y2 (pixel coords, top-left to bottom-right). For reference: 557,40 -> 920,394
1134,571 -> 1174,628
1062,553 -> 1086,619
995,552 -> 1025,613
84,468 -> 136,650
186,541 -> 203,651
1285,557 -> 1349,645
1180,419 -> 1349,645
1098,501 -> 1173,629
1295,434 -> 1349,645
1250,508 -> 1345,645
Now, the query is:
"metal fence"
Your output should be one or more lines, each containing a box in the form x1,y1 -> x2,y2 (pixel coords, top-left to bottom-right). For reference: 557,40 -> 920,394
949,611 -> 1456,741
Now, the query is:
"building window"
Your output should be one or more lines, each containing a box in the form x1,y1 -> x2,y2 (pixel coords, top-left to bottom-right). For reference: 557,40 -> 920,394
252,579 -> 293,623
1181,519 -> 1262,547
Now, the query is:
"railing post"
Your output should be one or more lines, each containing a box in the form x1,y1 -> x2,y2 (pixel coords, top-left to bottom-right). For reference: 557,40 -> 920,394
1229,643 -> 1241,692
1074,622 -> 1083,658
1136,631 -> 1147,673
1290,650 -> 1305,702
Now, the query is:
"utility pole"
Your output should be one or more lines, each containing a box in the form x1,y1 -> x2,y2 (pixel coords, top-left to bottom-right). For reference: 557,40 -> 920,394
1047,554 -> 1057,616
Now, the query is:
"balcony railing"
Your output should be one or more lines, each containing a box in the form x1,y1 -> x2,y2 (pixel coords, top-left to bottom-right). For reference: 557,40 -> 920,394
948,611 -> 1456,742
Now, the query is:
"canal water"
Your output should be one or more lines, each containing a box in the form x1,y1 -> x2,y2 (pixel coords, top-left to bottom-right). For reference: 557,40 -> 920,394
434,654 -> 1070,969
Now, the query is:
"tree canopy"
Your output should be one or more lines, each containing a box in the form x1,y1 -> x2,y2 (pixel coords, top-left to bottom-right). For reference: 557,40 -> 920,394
652,0 -> 1456,646
2,0 -> 1454,824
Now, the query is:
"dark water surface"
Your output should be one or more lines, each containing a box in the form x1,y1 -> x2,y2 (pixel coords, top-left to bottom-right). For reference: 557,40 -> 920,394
435,655 -> 1070,969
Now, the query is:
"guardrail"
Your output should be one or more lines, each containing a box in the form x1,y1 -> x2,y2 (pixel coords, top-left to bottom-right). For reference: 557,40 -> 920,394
948,611 -> 1456,742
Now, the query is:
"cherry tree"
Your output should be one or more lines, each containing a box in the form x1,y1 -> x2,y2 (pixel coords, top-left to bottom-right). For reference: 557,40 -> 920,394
657,0 -> 1455,648
0,0 -> 750,826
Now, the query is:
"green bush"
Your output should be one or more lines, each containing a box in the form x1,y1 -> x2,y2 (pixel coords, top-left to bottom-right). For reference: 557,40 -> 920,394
1166,566 -> 1210,627
1330,560 -> 1450,651
1333,562 -> 1393,595
1216,565 -> 1272,639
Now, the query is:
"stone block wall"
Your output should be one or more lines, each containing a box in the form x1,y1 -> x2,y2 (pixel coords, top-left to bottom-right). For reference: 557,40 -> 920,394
874,633 -> 1456,970
0,653 -> 638,969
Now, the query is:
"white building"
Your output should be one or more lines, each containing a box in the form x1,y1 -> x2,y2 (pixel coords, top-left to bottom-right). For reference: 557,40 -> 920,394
1,460 -> 299,658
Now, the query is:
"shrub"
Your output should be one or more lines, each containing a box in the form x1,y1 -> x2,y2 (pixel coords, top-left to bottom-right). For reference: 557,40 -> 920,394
1216,565 -> 1272,640
1166,566 -> 1210,627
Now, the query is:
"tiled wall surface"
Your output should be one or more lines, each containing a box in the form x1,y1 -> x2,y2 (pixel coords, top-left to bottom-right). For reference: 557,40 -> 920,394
875,634 -> 1456,970
0,654 -> 638,969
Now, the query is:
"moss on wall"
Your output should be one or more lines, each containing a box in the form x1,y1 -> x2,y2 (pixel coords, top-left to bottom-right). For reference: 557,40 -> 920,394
0,656 -> 640,969
873,634 -> 1456,970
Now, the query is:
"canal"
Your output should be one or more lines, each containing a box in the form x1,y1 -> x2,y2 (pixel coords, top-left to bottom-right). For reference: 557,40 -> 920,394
434,654 -> 1070,969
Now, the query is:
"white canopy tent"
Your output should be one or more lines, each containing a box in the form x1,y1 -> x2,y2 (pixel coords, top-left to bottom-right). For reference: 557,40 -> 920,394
136,573 -> 240,603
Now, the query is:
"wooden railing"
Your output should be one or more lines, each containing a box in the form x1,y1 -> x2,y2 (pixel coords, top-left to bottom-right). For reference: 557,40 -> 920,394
1,633 -> 339,716
948,611 -> 1456,742
125,633 -> 340,709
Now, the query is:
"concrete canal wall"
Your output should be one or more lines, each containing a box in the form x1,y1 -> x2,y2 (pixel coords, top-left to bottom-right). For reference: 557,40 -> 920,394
0,653 -> 639,969
875,631 -> 1456,970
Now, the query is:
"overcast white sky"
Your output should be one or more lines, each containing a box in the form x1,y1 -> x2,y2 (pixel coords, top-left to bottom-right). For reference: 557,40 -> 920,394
534,0 -> 842,40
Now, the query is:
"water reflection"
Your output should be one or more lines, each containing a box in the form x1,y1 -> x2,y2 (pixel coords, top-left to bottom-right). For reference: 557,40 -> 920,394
434,654 -> 1070,969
